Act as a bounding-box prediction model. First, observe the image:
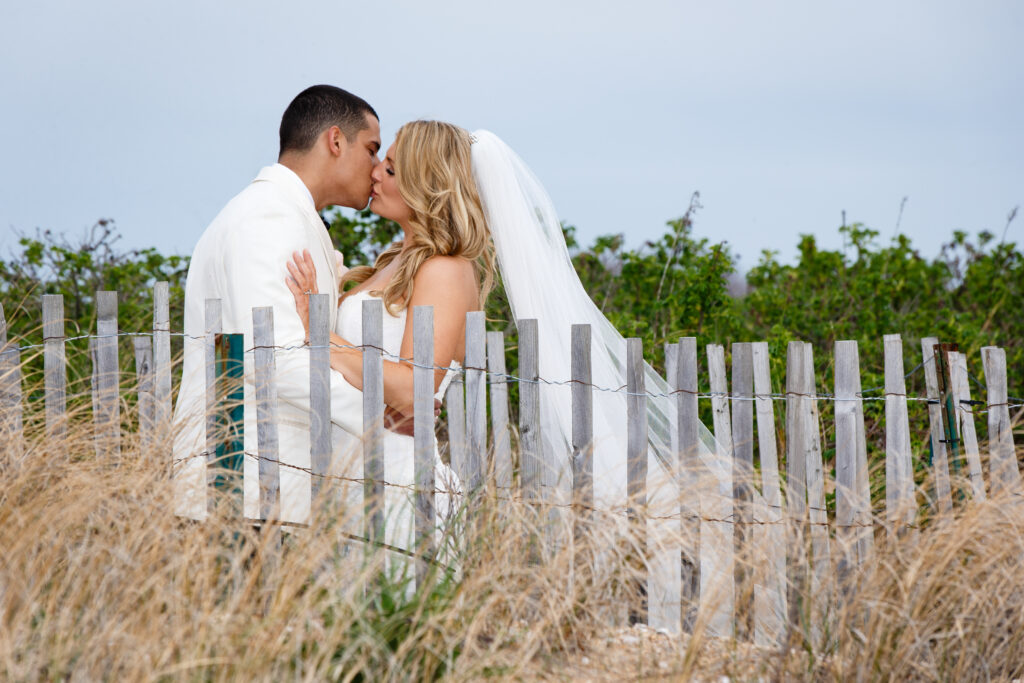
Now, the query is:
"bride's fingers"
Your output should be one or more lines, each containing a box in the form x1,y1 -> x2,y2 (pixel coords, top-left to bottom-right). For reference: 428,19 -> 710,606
286,259 -> 310,289
301,250 -> 319,291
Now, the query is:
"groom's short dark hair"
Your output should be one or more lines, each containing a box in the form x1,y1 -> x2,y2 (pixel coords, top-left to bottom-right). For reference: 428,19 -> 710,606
279,85 -> 378,156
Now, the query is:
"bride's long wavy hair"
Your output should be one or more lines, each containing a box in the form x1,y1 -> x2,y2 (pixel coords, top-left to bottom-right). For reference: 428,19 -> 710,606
340,120 -> 495,314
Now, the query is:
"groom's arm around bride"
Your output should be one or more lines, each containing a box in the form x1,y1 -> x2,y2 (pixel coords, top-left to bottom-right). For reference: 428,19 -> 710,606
172,86 -> 382,524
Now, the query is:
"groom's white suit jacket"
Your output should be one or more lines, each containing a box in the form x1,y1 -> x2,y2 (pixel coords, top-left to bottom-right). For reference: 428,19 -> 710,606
172,163 -> 363,523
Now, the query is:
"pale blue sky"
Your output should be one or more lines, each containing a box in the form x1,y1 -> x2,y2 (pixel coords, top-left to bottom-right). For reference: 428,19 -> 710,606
1,1 -> 1021,271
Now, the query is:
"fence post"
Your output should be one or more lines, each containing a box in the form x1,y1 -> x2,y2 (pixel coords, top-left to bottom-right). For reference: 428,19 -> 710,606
413,306 -> 436,587
802,343 -> 831,647
706,343 -> 735,636
835,340 -> 867,590
93,291 -> 120,457
0,303 -> 24,462
676,337 -> 700,633
42,294 -> 67,441
133,336 -> 154,451
949,352 -> 986,500
518,319 -> 541,561
446,377 -> 467,484
252,307 -> 281,524
204,299 -> 222,517
362,299 -> 385,546
784,341 -> 808,644
464,311 -> 487,498
308,293 -> 331,506
153,283 -> 172,448
571,324 -> 593,538
921,337 -> 953,513
488,331 -> 512,494
981,346 -> 1022,497
883,334 -> 916,533
730,342 -> 754,642
751,341 -> 786,648
626,337 -> 648,625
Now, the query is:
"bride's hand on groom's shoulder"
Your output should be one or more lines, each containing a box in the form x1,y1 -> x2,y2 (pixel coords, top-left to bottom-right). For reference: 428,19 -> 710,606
285,249 -> 318,343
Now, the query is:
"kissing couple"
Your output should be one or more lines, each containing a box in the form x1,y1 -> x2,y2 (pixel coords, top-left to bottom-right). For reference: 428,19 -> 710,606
171,86 -> 735,607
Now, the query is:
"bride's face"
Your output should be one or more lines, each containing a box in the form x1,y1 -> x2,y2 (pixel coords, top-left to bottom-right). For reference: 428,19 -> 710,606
369,143 -> 413,226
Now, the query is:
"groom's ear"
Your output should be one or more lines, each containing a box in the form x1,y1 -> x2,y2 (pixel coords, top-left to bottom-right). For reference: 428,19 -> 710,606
325,125 -> 347,158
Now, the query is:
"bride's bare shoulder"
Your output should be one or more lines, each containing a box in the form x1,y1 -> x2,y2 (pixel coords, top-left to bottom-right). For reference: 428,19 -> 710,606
411,255 -> 477,304
414,255 -> 476,284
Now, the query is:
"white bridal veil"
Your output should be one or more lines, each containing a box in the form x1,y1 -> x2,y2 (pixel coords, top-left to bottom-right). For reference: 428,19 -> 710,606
469,130 -> 744,634
469,130 -> 732,503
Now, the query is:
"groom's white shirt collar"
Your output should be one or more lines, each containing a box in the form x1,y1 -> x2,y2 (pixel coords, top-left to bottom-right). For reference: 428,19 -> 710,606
251,162 -> 340,291
270,162 -> 316,210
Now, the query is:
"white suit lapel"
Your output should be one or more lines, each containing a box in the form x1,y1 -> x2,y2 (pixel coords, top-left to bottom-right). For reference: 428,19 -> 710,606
252,165 -> 341,297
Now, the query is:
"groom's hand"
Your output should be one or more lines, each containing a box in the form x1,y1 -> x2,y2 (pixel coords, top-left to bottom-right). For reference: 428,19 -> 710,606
383,400 -> 442,436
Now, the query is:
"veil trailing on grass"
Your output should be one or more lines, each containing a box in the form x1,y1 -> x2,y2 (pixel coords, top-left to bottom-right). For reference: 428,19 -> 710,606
469,130 -> 731,506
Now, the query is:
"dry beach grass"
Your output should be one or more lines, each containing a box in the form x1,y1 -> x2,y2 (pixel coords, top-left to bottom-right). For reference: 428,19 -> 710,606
2,368 -> 1023,682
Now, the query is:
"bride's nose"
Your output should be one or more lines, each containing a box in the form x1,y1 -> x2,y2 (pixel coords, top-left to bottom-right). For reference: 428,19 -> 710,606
370,162 -> 384,182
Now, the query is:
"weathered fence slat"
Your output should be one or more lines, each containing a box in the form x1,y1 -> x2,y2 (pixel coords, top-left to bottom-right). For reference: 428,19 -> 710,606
730,342 -> 754,642
706,343 -> 735,637
413,305 -> 436,587
883,334 -> 916,530
921,337 -> 953,512
0,342 -> 23,458
571,324 -> 593,531
308,293 -> 331,504
153,283 -> 172,441
94,291 -> 120,456
518,319 -> 541,504
626,337 -> 648,626
133,336 -> 154,450
835,340 -> 867,587
981,346 -> 1022,496
1,302 -> 24,460
802,343 -> 831,645
253,307 -> 281,522
89,337 -> 99,441
784,341 -> 808,640
676,337 -> 700,633
204,298 -> 222,516
42,294 -> 67,441
487,330 -> 512,493
751,341 -> 786,648
362,299 -> 385,544
446,377 -> 467,486
949,352 -> 986,500
517,318 -> 541,563
464,311 -> 487,496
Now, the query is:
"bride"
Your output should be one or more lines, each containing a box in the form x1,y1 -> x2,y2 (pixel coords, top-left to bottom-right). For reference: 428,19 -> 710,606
287,121 -> 738,631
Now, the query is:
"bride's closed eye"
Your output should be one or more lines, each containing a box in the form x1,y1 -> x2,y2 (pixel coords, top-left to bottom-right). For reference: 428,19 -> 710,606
385,167 -> 395,177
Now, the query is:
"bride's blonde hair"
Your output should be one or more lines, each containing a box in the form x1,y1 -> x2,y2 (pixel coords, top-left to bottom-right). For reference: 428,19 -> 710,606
340,120 -> 495,314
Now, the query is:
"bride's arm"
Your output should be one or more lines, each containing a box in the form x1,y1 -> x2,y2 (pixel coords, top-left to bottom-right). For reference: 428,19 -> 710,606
286,250 -> 477,415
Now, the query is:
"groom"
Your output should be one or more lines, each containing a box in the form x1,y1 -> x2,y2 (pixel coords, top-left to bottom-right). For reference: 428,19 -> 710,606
173,85 -> 384,524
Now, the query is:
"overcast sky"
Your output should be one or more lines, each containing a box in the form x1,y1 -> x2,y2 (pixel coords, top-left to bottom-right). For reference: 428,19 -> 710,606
1,1 -> 1021,272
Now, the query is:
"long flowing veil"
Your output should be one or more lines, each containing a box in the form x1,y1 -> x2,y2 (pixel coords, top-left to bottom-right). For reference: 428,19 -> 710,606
470,130 -> 731,506
470,130 -> 746,634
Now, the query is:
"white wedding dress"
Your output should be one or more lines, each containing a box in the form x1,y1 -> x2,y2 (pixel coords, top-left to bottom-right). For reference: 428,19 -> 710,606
332,289 -> 462,573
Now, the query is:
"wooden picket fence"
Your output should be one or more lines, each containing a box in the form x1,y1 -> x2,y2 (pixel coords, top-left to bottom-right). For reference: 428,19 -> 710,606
1,283 -> 1022,646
